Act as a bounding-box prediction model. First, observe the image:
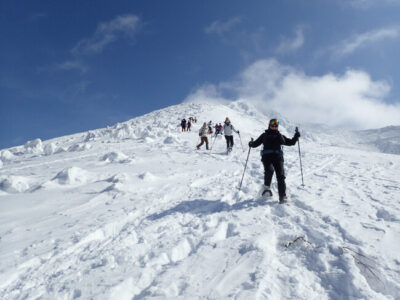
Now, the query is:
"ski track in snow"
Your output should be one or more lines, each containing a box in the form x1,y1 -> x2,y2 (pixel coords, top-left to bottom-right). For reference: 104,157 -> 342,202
0,101 -> 399,299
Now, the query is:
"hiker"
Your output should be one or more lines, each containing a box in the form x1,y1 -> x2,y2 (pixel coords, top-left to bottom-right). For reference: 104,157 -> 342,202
181,119 -> 187,132
214,123 -> 221,136
223,117 -> 239,152
208,121 -> 213,134
197,123 -> 209,150
248,118 -> 300,203
187,120 -> 192,131
218,123 -> 223,135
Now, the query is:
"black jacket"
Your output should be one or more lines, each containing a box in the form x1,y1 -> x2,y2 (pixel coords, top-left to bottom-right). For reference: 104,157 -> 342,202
250,129 -> 298,154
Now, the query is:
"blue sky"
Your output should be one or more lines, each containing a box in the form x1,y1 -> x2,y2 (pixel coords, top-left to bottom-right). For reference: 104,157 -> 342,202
1,0 -> 400,148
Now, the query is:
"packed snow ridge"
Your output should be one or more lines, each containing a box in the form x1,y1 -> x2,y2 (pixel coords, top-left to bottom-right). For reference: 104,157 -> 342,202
0,100 -> 399,299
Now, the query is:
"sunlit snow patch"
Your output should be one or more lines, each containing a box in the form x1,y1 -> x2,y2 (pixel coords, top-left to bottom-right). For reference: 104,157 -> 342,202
111,123 -> 137,140
24,138 -> 43,154
163,136 -> 179,144
0,149 -> 15,161
100,151 -> 131,163
103,173 -> 131,193
51,167 -> 90,185
106,173 -> 130,183
43,143 -> 57,155
138,172 -> 157,181
68,143 -> 92,152
0,175 -> 31,193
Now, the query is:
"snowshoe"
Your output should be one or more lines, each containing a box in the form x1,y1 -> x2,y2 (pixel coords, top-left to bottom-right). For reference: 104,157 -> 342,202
261,188 -> 273,198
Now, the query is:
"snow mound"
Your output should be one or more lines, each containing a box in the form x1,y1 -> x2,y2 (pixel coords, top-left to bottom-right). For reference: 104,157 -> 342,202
101,151 -> 131,163
55,147 -> 67,154
138,172 -> 157,181
106,173 -> 130,183
24,138 -> 43,154
0,149 -> 15,161
0,160 -> 3,168
103,173 -> 131,193
52,167 -> 90,185
0,175 -> 31,193
111,123 -> 137,140
68,143 -> 91,152
376,208 -> 399,222
163,136 -> 179,144
84,131 -> 96,142
43,143 -> 57,156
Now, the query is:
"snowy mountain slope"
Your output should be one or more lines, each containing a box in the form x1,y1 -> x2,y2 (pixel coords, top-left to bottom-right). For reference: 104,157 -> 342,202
0,101 -> 399,299
299,124 -> 400,155
355,126 -> 400,155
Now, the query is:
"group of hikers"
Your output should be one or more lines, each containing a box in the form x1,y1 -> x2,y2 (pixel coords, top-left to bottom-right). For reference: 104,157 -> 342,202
189,116 -> 300,204
196,117 -> 239,153
180,117 -> 197,132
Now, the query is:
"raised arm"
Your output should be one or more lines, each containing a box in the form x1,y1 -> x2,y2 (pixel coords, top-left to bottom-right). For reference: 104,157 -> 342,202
249,133 -> 264,148
282,129 -> 300,146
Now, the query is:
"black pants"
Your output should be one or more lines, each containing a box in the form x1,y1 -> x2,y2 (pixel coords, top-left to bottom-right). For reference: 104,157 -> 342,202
262,155 -> 286,197
225,135 -> 234,149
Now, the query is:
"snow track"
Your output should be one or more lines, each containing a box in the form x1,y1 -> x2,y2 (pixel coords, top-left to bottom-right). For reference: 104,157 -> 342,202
1,101 -> 399,299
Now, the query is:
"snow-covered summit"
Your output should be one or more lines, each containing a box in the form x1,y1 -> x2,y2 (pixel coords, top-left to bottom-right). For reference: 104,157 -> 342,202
0,100 -> 399,299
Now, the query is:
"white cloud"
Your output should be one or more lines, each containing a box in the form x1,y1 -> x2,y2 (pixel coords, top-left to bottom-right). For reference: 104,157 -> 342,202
72,14 -> 140,54
276,27 -> 305,54
56,61 -> 88,73
336,26 -> 400,56
184,59 -> 400,129
37,60 -> 88,74
204,17 -> 241,35
184,84 -> 230,105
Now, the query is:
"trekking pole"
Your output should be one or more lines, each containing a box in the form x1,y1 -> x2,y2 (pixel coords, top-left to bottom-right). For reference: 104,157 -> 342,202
238,132 -> 244,152
238,138 -> 253,191
296,127 -> 305,187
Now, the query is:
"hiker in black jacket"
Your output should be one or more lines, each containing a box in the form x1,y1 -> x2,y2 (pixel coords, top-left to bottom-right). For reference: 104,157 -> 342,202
248,119 -> 300,203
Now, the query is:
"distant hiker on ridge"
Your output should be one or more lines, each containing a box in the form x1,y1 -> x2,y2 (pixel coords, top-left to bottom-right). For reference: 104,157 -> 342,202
181,118 -> 187,132
197,123 -> 209,150
223,117 -> 239,153
248,118 -> 300,204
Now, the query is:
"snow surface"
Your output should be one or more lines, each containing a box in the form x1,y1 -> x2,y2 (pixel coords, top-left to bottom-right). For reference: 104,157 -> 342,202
0,101 -> 399,299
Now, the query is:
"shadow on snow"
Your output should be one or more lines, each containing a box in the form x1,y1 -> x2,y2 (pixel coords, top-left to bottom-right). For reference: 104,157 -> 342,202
147,198 -> 269,221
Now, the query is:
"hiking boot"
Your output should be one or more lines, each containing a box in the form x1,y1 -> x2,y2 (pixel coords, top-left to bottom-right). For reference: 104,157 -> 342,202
279,195 -> 288,204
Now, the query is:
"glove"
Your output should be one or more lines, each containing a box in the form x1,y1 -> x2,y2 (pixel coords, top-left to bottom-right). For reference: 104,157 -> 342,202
248,141 -> 254,147
294,131 -> 300,139
237,130 -> 240,134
